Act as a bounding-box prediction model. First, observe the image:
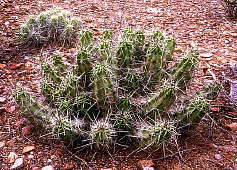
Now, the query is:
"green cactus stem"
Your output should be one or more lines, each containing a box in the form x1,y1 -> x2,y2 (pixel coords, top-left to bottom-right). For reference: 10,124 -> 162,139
118,97 -> 132,112
135,120 -> 175,149
13,88 -> 49,126
76,50 -> 92,76
145,86 -> 176,118
117,41 -> 133,68
89,120 -> 115,149
42,63 -> 61,85
172,50 -> 199,88
80,30 -> 93,50
164,36 -> 175,62
53,118 -> 80,142
114,112 -> 133,132
145,45 -> 163,71
93,64 -> 116,115
180,99 -> 209,127
52,55 -> 66,73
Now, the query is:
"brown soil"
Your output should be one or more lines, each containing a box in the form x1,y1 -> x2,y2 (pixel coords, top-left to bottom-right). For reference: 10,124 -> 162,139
0,0 -> 237,169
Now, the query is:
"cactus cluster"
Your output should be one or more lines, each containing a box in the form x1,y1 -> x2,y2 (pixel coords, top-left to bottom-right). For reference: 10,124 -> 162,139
14,28 -> 220,152
19,8 -> 82,45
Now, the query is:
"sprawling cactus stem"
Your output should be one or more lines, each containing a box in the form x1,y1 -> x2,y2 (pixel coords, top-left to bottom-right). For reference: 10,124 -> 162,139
52,55 -> 66,73
53,117 -> 80,142
135,120 -> 175,149
172,50 -> 199,88
80,30 -> 93,50
164,36 -> 175,62
145,45 -> 163,71
42,63 -> 61,84
90,120 -> 115,149
13,88 -> 49,126
204,82 -> 221,100
180,99 -> 209,127
117,41 -> 133,68
145,86 -> 176,118
93,64 -> 117,115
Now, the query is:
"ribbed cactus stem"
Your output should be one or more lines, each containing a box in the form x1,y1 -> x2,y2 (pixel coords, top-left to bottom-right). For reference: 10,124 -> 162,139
180,99 -> 209,126
117,41 -> 133,68
53,118 -> 80,142
90,120 -> 115,149
42,63 -> 61,84
76,50 -> 92,76
80,30 -> 93,50
13,88 -> 49,126
172,50 -> 199,88
145,45 -> 163,71
145,86 -> 176,118
93,64 -> 116,115
135,120 -> 175,149
164,36 -> 175,62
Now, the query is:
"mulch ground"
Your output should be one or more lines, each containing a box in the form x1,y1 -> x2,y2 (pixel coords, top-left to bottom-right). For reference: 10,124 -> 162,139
0,0 -> 237,169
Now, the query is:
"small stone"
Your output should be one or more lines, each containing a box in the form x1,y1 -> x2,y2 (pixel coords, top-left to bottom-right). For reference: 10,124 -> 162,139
214,154 -> 223,160
8,152 -> 18,163
15,118 -> 28,127
0,141 -> 6,148
0,64 -> 6,69
224,39 -> 230,44
22,125 -> 33,135
138,160 -> 155,169
32,167 -> 40,170
6,106 -> 16,113
9,64 -> 21,70
230,33 -> 237,37
22,145 -> 35,154
10,158 -> 24,169
0,97 -> 6,103
28,155 -> 34,159
144,167 -> 155,170
63,162 -> 74,170
201,53 -> 213,58
225,123 -> 237,131
42,165 -> 54,170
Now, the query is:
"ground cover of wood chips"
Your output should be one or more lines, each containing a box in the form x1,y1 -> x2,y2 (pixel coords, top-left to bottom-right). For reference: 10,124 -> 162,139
0,0 -> 237,169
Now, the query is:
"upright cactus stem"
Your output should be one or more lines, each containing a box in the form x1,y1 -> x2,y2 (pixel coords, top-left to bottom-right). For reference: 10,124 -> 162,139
80,30 -> 93,50
117,41 -> 133,68
93,64 -> 117,115
172,50 -> 199,89
145,45 -> 163,71
145,86 -> 176,118
164,36 -> 175,62
76,50 -> 92,75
